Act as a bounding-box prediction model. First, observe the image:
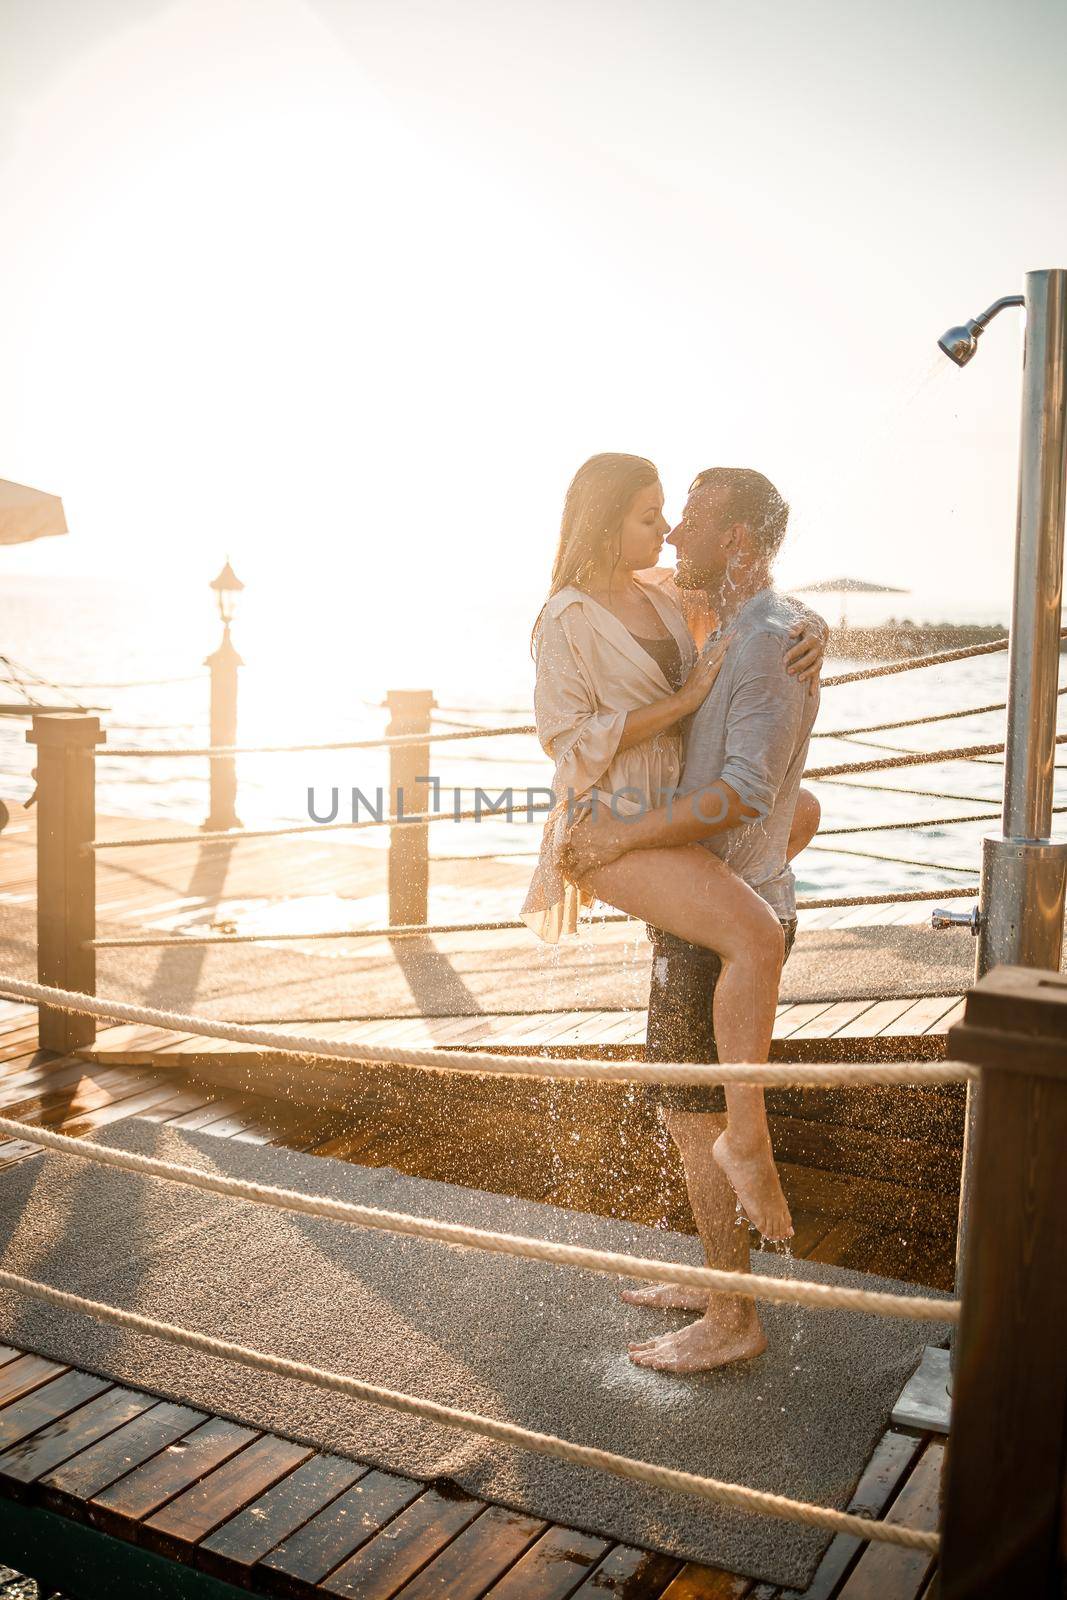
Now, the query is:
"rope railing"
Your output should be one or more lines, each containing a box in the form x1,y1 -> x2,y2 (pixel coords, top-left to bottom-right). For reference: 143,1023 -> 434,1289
0,1115 -> 957,1324
81,802 -> 1016,861
87,805 -> 552,850
84,630 -> 1067,760
102,723 -> 537,758
806,733 -> 1067,781
0,977 -> 978,1087
818,811 -> 1014,835
83,737 -> 1056,852
821,631 -> 1027,686
814,777 -> 1003,805
86,883 -> 980,948
0,1269 -> 939,1553
814,683 -> 1066,739
805,843 -> 978,873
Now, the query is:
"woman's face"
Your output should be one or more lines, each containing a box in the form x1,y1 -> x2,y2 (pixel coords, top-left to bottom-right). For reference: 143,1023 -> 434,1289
618,481 -> 668,573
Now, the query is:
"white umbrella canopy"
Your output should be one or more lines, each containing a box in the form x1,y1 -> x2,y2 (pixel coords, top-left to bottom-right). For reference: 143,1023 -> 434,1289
791,577 -> 909,596
0,478 -> 67,546
793,576 -> 908,624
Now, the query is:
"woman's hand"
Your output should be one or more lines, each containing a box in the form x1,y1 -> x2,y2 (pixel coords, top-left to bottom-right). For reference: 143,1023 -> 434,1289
785,620 -> 827,696
675,636 -> 731,715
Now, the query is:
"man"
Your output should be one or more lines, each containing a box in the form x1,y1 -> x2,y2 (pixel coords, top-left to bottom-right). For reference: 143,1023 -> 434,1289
562,467 -> 823,1374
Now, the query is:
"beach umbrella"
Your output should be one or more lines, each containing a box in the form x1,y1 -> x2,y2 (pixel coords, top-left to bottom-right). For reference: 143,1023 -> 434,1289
0,478 -> 67,546
791,576 -> 909,628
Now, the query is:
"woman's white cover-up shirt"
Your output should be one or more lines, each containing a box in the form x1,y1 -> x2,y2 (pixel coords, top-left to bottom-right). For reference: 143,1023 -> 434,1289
520,577 -> 697,943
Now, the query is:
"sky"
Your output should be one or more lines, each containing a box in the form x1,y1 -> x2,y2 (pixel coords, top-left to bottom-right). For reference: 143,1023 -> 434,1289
2,0 -> 1066,632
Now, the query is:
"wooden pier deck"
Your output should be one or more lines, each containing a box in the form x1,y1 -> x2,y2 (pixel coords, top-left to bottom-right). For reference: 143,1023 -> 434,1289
0,999 -> 945,1599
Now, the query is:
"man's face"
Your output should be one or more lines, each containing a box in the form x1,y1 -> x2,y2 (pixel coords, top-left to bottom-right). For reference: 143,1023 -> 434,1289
667,483 -> 737,591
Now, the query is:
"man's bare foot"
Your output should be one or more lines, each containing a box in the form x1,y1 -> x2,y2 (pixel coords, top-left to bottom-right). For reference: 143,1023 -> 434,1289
712,1129 -> 793,1240
628,1315 -> 767,1374
619,1282 -> 711,1312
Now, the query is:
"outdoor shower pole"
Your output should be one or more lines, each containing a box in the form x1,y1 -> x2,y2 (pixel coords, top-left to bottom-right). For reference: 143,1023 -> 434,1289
957,271 -> 1067,1339
896,271 -> 1067,1437
976,267 -> 1067,980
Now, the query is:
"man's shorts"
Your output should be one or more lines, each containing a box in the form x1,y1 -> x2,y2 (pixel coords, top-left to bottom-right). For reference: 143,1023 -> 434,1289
643,916 -> 798,1115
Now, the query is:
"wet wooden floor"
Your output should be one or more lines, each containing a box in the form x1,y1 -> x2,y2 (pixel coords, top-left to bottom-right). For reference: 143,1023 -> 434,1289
0,999 -> 946,1598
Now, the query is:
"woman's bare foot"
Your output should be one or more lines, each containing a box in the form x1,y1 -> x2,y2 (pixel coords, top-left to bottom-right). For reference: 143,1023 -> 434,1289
712,1129 -> 793,1241
619,1282 -> 711,1312
628,1313 -> 767,1374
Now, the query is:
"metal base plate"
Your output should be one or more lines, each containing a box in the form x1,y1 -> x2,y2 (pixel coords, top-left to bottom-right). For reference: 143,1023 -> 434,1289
890,1343 -> 951,1434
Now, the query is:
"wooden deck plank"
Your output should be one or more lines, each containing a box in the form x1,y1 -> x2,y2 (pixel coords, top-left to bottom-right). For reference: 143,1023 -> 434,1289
0,1356 -> 72,1408
90,1417 -> 261,1523
391,1505 -> 547,1600
569,1546 -> 681,1596
773,1004 -> 836,1039
635,1562 -> 751,1597
319,1486 -> 484,1598
879,999 -> 959,1038
143,1433 -> 315,1546
836,1000 -> 922,1039
259,1469 -> 423,1586
774,1429 -> 924,1600
924,999 -> 965,1035
39,1400 -> 209,1503
0,1386 -> 156,1487
480,1526 -> 614,1599
0,1027 -> 43,1061
198,1453 -> 368,1576
0,1062 -> 164,1118
787,1002 -> 880,1042
0,1371 -> 112,1452
0,1138 -> 43,1168
163,1096 -> 250,1131
835,1441 -> 943,1599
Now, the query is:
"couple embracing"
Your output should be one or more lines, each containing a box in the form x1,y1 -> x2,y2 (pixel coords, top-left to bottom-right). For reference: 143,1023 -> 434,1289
521,453 -> 827,1375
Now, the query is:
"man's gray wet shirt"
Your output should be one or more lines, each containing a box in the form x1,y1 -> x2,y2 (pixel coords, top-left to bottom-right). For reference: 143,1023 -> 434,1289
675,587 -> 820,917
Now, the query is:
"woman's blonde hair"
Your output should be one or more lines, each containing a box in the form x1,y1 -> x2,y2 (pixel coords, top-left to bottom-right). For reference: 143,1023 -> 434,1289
532,452 -> 660,648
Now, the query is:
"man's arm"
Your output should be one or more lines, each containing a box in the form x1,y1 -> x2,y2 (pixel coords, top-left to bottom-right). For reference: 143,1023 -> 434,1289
561,630 -> 809,876
559,779 -> 756,880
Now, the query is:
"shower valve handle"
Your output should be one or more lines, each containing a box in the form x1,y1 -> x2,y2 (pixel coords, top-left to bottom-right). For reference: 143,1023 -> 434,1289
931,905 -> 981,935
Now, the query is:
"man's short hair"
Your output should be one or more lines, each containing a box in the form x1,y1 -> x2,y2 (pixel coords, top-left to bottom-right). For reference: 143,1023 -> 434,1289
689,467 -> 790,559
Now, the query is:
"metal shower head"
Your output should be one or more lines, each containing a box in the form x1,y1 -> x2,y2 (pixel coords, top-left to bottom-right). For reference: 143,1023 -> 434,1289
938,320 -> 984,367
937,295 -> 1025,366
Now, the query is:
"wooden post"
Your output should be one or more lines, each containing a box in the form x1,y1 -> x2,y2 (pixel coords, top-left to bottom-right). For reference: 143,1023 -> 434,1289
203,623 -> 243,831
939,966 -> 1067,1598
386,689 -> 435,927
25,713 -> 105,1052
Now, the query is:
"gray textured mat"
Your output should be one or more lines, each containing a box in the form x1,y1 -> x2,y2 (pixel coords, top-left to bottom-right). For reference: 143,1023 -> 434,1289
0,1121 -> 951,1587
0,904 -> 982,1017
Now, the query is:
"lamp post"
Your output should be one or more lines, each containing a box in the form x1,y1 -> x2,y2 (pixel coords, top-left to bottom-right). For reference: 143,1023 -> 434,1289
203,560 -> 244,832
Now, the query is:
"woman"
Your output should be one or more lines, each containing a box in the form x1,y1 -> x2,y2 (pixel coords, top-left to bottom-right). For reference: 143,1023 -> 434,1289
521,452 -> 823,1239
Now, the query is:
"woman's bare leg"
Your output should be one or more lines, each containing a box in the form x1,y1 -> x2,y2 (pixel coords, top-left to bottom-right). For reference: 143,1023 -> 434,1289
579,843 -> 791,1239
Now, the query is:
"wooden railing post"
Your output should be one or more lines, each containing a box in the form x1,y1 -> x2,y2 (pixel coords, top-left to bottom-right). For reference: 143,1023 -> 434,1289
386,689 -> 435,927
940,966 -> 1067,1598
25,713 -> 105,1052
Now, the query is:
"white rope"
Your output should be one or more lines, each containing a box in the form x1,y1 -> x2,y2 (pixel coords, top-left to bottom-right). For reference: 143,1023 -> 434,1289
806,843 -> 979,874
87,916 -> 625,947
0,977 -> 976,1087
87,807 -> 549,849
2,1115 -> 957,1324
0,1268 -> 938,1553
806,732 -> 1067,780
84,883 -> 981,945
820,631 -> 1021,686
103,723 -> 538,757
